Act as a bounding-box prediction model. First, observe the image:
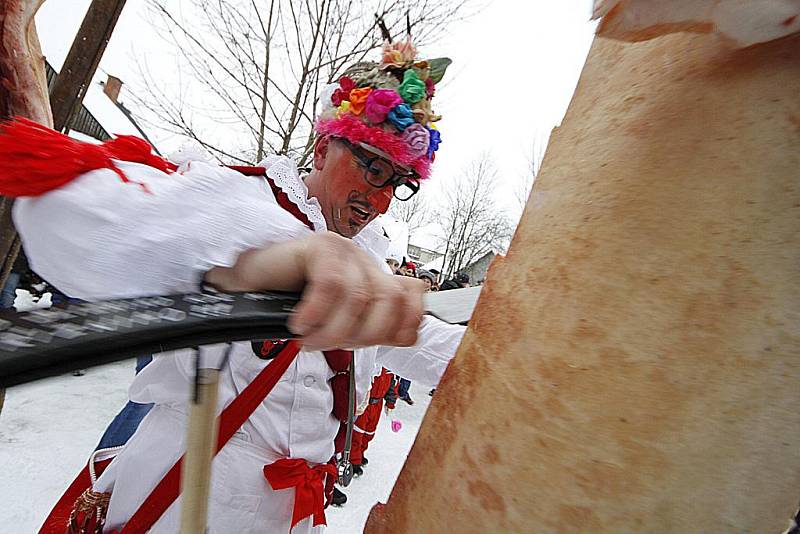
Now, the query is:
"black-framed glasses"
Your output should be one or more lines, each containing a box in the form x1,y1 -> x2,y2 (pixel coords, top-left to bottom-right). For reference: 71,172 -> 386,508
337,138 -> 420,201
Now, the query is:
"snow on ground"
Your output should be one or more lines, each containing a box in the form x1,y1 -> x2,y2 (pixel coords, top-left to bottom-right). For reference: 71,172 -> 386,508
0,356 -> 432,533
0,361 -> 135,531
13,289 -> 52,312
327,388 -> 431,533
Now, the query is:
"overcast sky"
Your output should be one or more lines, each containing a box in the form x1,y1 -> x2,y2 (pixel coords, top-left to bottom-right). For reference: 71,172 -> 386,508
35,0 -> 597,248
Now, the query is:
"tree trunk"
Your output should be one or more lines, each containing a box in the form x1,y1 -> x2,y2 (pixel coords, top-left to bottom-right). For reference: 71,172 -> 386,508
366,32 -> 800,532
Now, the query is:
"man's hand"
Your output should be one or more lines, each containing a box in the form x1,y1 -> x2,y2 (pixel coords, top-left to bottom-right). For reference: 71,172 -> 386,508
205,232 -> 425,350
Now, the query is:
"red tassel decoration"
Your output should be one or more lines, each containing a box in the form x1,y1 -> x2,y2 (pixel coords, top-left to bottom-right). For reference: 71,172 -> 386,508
0,117 -> 176,197
67,488 -> 111,534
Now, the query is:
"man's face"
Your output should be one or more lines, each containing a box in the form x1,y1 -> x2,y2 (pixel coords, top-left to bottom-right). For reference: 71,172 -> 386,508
386,258 -> 400,273
310,136 -> 397,238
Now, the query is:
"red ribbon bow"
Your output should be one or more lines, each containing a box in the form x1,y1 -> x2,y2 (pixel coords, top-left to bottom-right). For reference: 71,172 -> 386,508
263,458 -> 338,530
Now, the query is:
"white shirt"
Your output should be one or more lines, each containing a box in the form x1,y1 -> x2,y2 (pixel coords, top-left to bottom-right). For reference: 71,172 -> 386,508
13,156 -> 464,533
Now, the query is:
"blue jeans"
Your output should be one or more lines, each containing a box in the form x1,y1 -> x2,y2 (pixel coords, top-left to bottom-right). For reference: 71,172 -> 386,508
0,272 -> 20,309
95,356 -> 154,450
398,377 -> 412,399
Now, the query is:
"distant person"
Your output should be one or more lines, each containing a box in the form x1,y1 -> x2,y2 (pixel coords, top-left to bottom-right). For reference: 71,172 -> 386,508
385,257 -> 401,274
396,257 -> 409,276
331,486 -> 348,507
417,269 -> 437,292
350,368 -> 398,477
440,272 -> 470,291
397,375 -> 414,405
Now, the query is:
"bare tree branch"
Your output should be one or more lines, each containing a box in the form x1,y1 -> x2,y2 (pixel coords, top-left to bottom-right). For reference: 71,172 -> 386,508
127,0 -> 471,165
389,192 -> 432,235
514,131 -> 548,223
436,154 -> 513,279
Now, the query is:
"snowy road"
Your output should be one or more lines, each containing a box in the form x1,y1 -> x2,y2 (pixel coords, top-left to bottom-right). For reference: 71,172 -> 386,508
0,360 -> 432,532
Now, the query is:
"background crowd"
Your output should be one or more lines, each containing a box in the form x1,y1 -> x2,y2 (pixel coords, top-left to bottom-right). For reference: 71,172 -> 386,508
384,255 -> 471,294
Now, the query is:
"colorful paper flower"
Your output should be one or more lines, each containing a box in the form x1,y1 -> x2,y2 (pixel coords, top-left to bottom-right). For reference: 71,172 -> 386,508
331,76 -> 356,106
381,36 -> 417,68
387,104 -> 415,131
412,61 -> 430,81
412,98 -> 441,126
336,101 -> 351,118
401,123 -> 430,160
425,78 -> 435,99
398,70 -> 426,105
347,87 -> 372,116
365,89 -> 403,124
426,126 -> 441,159
314,36 -> 447,179
319,82 -> 339,111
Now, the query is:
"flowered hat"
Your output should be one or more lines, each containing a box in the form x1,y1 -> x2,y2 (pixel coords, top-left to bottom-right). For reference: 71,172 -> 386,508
316,34 -> 450,180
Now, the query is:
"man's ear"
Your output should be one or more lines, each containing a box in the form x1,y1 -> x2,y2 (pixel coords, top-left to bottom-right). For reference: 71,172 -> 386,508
313,136 -> 331,170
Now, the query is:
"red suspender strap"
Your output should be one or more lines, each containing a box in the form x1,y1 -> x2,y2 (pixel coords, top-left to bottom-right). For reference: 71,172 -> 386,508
264,178 -> 314,231
227,165 -> 266,176
119,341 -> 302,533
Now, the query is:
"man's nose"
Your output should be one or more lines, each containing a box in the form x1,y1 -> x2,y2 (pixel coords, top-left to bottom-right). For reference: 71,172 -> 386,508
367,186 -> 393,214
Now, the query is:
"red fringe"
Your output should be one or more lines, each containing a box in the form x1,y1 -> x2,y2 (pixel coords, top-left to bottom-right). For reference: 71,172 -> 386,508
0,117 -> 176,197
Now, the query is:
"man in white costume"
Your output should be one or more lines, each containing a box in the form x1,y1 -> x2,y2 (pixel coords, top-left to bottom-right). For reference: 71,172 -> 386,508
4,36 -> 461,533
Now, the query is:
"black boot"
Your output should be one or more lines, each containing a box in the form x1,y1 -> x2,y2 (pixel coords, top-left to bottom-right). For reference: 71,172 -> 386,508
332,487 -> 347,506
361,457 -> 368,466
353,464 -> 364,477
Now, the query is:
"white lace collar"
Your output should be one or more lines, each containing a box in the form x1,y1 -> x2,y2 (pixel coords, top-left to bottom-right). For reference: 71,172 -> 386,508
257,155 -> 390,261
258,155 -> 327,233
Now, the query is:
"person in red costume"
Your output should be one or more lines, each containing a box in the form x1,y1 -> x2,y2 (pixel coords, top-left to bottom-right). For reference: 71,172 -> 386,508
350,367 -> 398,477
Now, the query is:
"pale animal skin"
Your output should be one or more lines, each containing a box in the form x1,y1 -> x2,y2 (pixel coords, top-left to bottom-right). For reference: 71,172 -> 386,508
366,29 -> 800,534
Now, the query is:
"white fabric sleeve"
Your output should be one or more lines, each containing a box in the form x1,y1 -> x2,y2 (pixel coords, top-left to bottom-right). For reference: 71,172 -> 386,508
128,350 -> 194,407
376,315 -> 466,387
13,161 -> 312,301
128,343 -> 234,407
